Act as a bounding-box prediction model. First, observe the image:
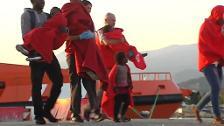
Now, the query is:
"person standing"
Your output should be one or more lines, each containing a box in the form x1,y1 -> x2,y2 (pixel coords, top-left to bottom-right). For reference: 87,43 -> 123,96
196,5 -> 224,124
61,0 -> 108,122
20,0 -> 63,124
96,12 -> 147,71
110,52 -> 133,122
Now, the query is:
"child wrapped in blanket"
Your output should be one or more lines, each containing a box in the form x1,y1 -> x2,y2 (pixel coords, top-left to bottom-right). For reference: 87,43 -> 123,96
16,7 -> 68,63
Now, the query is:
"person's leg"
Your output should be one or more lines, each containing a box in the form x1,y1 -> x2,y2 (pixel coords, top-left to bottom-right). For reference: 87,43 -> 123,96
114,94 -> 122,122
82,78 -> 97,110
203,64 -> 222,118
29,61 -> 46,124
82,78 -> 100,120
66,54 -> 82,122
16,44 -> 30,56
121,94 -> 130,121
217,64 -> 223,81
193,91 -> 210,122
44,55 -> 63,122
196,91 -> 211,111
96,81 -> 107,113
26,51 -> 42,61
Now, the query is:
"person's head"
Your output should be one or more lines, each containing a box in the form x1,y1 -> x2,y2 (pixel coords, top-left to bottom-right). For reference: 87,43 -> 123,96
81,0 -> 92,13
70,0 -> 81,3
105,12 -> 116,28
116,52 -> 128,65
30,0 -> 45,12
50,7 -> 61,17
209,5 -> 224,25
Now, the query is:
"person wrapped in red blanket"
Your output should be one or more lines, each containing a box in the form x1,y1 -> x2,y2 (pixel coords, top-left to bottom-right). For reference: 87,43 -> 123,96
101,52 -> 134,122
101,25 -> 146,70
16,7 -> 68,63
61,1 -> 108,83
195,5 -> 224,124
61,0 -> 108,121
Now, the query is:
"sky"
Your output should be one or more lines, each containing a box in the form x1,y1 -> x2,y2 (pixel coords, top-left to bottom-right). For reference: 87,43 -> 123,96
0,0 -> 223,65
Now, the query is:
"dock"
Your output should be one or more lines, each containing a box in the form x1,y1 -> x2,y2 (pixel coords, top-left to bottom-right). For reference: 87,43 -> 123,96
0,119 -> 214,126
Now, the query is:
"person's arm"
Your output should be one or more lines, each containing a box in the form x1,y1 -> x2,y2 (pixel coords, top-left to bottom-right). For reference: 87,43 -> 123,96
97,30 -> 124,46
199,22 -> 224,58
102,37 -> 125,45
21,11 -> 31,36
67,30 -> 95,41
66,35 -> 80,41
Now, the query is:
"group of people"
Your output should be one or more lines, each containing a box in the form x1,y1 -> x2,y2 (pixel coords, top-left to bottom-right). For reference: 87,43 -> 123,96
16,0 -> 146,125
17,0 -> 224,125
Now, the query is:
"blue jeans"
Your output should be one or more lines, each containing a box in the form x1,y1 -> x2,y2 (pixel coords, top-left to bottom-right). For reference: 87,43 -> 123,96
196,64 -> 223,117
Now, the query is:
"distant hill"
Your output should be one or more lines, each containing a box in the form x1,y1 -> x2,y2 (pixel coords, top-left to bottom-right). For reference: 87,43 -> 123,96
178,77 -> 209,94
128,44 -> 203,83
56,44 -> 202,84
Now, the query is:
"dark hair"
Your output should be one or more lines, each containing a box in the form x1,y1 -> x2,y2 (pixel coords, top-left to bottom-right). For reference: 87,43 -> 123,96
116,52 -> 126,65
102,25 -> 112,33
51,7 -> 60,11
81,0 -> 92,6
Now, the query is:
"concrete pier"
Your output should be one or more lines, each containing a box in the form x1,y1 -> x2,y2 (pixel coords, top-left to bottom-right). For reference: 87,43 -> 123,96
0,119 -> 214,126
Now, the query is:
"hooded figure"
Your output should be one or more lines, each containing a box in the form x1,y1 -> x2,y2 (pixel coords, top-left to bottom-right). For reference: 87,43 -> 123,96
61,2 -> 108,83
195,5 -> 224,124
198,5 -> 224,71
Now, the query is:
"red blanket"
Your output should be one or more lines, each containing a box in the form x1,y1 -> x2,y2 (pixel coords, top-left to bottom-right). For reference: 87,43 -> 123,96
101,64 -> 134,119
62,2 -> 108,83
23,12 -> 68,63
95,37 -> 115,70
198,5 -> 224,71
105,28 -> 146,70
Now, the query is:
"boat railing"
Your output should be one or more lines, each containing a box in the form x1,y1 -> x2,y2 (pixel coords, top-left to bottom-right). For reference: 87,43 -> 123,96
131,72 -> 172,81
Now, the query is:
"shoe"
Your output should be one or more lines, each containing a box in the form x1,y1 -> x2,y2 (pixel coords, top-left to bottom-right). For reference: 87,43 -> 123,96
43,111 -> 58,123
141,53 -> 148,57
89,112 -> 104,122
213,116 -> 224,124
34,116 -> 46,125
26,56 -> 42,61
114,118 -> 121,123
94,114 -> 105,122
120,116 -> 131,122
72,115 -> 84,123
16,44 -> 29,56
192,105 -> 202,123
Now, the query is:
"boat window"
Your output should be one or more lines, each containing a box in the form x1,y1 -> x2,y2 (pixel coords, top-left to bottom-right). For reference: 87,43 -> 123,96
0,81 -> 5,89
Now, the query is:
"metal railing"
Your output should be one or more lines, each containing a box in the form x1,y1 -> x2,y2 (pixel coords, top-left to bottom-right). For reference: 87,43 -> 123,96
131,72 -> 172,81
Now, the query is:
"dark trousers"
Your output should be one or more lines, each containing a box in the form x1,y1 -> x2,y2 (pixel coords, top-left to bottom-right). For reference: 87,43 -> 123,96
67,54 -> 82,116
30,54 -> 63,117
114,94 -> 130,119
200,64 -> 223,117
67,54 -> 98,116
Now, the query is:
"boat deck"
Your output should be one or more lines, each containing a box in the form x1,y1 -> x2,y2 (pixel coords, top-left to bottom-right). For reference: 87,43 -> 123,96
0,119 -> 214,126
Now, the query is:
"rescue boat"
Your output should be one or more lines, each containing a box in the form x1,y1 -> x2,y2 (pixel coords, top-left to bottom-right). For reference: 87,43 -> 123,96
0,63 -> 183,120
